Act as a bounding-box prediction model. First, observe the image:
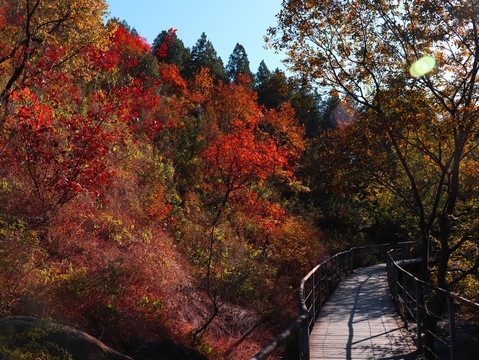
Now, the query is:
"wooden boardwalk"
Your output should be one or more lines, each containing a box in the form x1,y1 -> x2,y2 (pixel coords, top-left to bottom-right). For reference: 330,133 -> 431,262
310,263 -> 421,359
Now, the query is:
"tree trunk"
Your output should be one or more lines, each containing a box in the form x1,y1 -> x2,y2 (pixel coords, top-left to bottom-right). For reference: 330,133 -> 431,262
191,304 -> 219,346
423,214 -> 452,359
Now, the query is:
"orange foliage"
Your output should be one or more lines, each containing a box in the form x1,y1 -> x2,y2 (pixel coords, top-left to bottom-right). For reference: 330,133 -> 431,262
189,67 -> 214,104
201,78 -> 303,203
271,217 -> 326,276
204,75 -> 260,132
261,102 -> 306,160
158,63 -> 188,96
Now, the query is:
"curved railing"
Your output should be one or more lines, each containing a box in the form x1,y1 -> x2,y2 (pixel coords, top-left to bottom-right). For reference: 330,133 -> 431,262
386,250 -> 479,360
249,242 -> 414,360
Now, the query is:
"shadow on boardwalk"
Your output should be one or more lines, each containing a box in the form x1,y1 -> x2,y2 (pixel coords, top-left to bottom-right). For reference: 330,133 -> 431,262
309,264 -> 423,360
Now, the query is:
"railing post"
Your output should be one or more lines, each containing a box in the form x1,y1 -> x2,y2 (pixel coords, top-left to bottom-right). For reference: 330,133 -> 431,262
346,251 -> 350,276
312,272 -> 316,322
392,260 -> 399,304
331,257 -> 338,286
362,247 -> 365,267
336,256 -> 342,285
402,273 -> 408,328
299,316 -> 310,360
339,254 -> 343,279
416,283 -> 424,351
326,261 -> 329,297
319,266 -> 322,308
448,297 -> 456,360
351,248 -> 354,271
405,242 -> 410,261
336,256 -> 341,285
334,257 -> 338,286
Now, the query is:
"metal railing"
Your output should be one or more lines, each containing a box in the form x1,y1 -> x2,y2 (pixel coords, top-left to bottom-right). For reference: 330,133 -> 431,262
249,242 -> 414,360
386,250 -> 479,360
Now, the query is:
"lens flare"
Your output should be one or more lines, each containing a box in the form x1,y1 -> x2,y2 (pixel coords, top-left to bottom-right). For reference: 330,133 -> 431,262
410,56 -> 436,77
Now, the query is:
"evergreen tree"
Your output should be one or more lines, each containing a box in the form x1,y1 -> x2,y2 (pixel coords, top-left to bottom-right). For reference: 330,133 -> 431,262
212,56 -> 228,84
255,60 -> 271,91
317,95 -> 341,130
152,30 -> 191,77
188,32 -> 227,82
290,81 -> 322,137
256,68 -> 291,109
226,43 -> 253,84
112,18 -> 138,37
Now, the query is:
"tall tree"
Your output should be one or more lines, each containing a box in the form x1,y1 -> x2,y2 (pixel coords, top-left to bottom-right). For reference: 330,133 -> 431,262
226,43 -> 253,84
256,68 -> 291,109
193,76 -> 305,343
290,81 -> 322,137
255,60 -> 271,92
188,32 -> 227,83
270,0 -> 479,357
152,30 -> 190,77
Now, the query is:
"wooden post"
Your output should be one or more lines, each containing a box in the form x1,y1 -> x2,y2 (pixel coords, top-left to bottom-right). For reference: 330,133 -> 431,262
350,248 -> 354,272
326,261 -> 329,298
319,266 -> 322,308
312,272 -> 316,322
335,256 -> 342,286
448,297 -> 456,360
416,283 -> 424,351
298,316 -> 310,360
350,249 -> 354,273
402,274 -> 408,328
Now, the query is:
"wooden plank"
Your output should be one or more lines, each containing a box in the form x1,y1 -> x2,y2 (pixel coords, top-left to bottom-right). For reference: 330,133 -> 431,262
310,264 -> 421,359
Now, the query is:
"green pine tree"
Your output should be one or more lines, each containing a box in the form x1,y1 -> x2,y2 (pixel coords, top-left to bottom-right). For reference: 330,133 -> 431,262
226,43 -> 253,84
255,60 -> 271,90
188,32 -> 227,83
152,30 -> 191,77
256,68 -> 291,109
290,81 -> 323,137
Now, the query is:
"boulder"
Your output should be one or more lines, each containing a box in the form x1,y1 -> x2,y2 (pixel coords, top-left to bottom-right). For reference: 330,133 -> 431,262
0,316 -> 133,360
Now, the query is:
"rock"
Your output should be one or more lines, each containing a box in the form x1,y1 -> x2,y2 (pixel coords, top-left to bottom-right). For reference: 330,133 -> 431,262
0,316 -> 133,360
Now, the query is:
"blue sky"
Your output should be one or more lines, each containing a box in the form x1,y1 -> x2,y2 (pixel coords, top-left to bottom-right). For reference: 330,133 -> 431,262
105,0 -> 289,74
